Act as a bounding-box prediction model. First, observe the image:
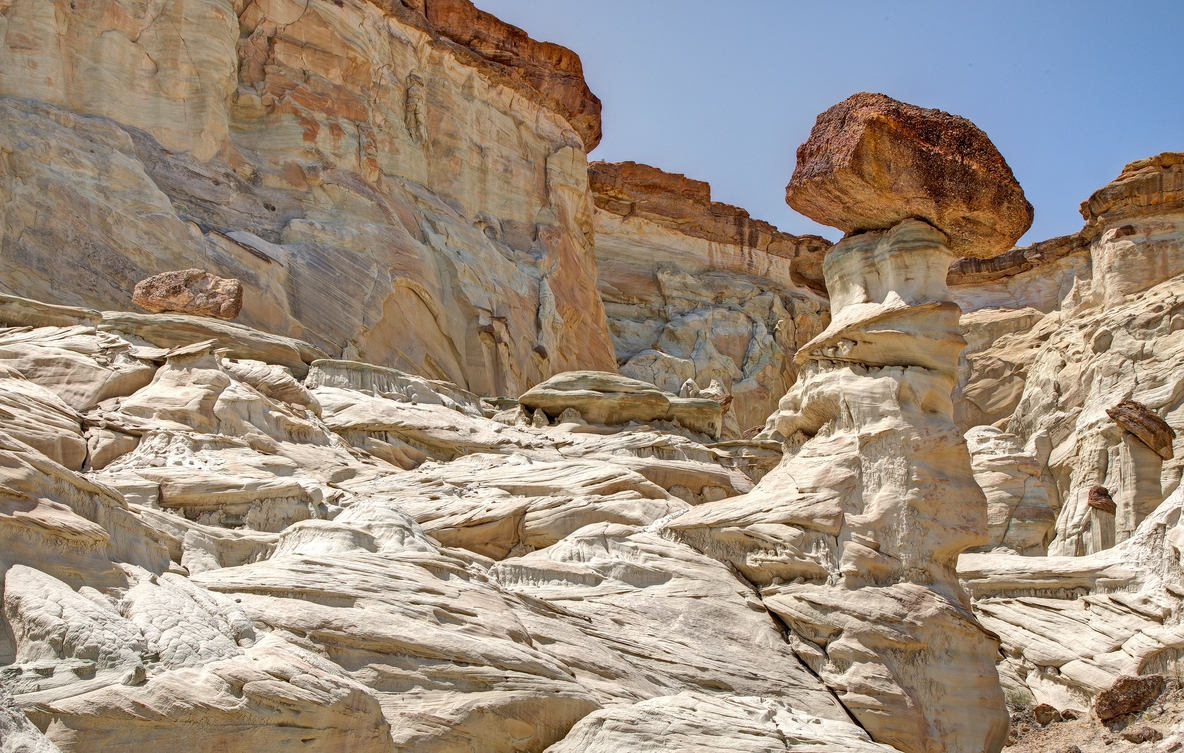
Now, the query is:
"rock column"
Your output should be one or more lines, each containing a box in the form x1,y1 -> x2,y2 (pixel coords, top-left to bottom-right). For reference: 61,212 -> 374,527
671,92 -> 1033,753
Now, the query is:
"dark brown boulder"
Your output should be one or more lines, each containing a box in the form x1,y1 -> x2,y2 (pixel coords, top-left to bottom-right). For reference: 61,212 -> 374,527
1107,399 -> 1176,460
1093,675 -> 1166,722
786,92 -> 1033,258
1087,485 -> 1117,515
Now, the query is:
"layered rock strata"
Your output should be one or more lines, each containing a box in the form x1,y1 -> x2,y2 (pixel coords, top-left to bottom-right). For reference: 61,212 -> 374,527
0,291 -> 872,751
670,94 -> 1032,753
0,0 -> 614,397
590,161 -> 831,431
959,485 -> 1184,715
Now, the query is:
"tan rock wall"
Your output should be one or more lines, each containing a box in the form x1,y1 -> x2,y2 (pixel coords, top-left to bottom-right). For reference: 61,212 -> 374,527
0,0 -> 615,396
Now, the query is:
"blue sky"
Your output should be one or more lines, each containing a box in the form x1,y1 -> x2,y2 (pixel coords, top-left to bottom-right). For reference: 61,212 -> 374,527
476,1 -> 1183,246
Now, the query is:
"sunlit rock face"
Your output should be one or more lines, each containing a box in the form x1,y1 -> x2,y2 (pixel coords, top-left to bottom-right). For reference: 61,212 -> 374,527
590,161 -> 831,433
944,153 -> 1184,557
0,0 -> 615,397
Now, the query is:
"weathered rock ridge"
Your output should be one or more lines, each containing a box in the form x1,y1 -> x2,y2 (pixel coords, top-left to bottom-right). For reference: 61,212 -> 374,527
0,292 -> 872,752
1,0 -> 1184,746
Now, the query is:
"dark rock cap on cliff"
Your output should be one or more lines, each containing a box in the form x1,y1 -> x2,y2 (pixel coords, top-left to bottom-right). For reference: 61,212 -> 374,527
786,92 -> 1033,259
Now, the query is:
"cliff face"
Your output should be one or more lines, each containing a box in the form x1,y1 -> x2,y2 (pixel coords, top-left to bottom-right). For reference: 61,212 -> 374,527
0,0 -> 615,396
590,161 -> 831,432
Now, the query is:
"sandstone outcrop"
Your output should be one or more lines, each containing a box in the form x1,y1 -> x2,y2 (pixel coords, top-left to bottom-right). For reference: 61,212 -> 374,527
132,270 -> 244,320
591,161 -> 830,430
3,0 -> 1184,744
518,371 -> 723,439
0,292 -> 874,751
936,154 -> 1184,732
785,92 -> 1033,258
0,0 -> 615,398
959,485 -> 1184,715
966,425 -> 1056,555
422,0 -> 602,150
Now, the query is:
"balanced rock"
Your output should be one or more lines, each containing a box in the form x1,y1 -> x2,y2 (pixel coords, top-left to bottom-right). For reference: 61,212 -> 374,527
786,92 -> 1033,258
519,371 -> 722,438
132,270 -> 243,320
1107,399 -> 1176,460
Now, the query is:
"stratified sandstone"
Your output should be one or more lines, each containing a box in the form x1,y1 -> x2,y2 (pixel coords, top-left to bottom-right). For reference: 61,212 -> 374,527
941,152 -> 1184,731
0,290 -> 866,751
0,0 -> 614,399
132,270 -> 244,320
966,426 -> 1056,555
519,371 -> 723,439
959,486 -> 1184,715
591,161 -> 830,431
786,92 -> 1033,258
422,0 -> 602,150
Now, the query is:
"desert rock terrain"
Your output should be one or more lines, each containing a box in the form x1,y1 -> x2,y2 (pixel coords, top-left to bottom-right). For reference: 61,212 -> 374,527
1,2 -> 1183,752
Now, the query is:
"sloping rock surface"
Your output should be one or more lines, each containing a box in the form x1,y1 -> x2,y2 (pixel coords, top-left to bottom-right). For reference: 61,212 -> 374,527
0,298 -> 866,752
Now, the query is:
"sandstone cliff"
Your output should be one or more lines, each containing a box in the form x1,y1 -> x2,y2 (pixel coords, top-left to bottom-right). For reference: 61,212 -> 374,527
590,161 -> 830,433
0,0 -> 615,398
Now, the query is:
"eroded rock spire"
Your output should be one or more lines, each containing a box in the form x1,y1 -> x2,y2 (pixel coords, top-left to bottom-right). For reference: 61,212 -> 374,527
672,92 -> 1032,753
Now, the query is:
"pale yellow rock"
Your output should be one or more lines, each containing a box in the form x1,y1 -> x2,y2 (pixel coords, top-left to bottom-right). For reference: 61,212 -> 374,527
966,426 -> 1056,555
0,371 -> 88,471
0,0 -> 617,399
593,190 -> 829,431
1,304 -> 846,751
544,691 -> 896,753
959,485 -> 1184,712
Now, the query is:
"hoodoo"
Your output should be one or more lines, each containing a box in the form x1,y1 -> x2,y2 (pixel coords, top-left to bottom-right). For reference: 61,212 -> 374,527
672,92 -> 1032,753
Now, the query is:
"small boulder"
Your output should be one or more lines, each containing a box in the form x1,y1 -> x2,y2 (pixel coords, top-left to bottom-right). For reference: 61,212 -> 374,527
133,269 -> 244,320
1093,675 -> 1167,722
786,92 -> 1032,258
1122,726 -> 1163,744
1087,485 -> 1117,515
1032,703 -> 1062,725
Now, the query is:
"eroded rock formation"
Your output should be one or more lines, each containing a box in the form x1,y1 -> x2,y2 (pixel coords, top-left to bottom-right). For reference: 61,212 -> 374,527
0,291 -> 870,752
590,161 -> 831,432
1,0 -> 1183,745
670,93 -> 1034,753
0,0 -> 614,397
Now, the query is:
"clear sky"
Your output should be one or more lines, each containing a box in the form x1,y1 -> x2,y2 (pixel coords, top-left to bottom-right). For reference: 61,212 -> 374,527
476,0 -> 1183,246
